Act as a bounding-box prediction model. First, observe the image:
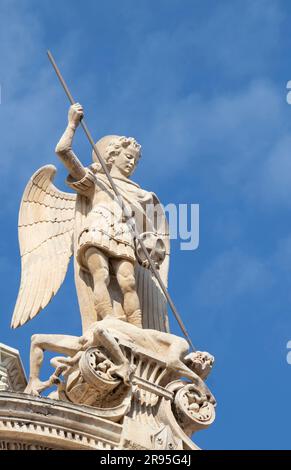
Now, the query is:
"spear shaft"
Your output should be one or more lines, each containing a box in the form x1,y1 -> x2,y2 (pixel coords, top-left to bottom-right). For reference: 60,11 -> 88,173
47,50 -> 195,351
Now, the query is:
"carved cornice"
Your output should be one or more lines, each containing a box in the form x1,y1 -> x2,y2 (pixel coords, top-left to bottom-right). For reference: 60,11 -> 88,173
0,344 -> 27,392
0,392 -> 121,450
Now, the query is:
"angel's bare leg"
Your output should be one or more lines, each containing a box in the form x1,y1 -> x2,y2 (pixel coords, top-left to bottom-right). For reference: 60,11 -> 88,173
111,258 -> 142,327
85,247 -> 114,320
25,334 -> 83,396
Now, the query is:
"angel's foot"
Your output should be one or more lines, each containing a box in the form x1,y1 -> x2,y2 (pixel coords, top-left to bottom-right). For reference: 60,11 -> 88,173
24,377 -> 53,397
126,310 -> 142,328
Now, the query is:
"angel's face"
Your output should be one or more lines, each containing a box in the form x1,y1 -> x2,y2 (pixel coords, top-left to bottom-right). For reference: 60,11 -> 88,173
113,147 -> 140,177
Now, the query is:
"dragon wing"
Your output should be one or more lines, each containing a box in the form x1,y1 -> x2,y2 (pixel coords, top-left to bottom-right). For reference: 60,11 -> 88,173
135,194 -> 170,332
11,165 -> 76,329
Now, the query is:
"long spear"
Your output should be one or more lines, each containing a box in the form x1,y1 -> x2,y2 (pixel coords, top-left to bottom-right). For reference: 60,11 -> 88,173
47,50 -> 195,351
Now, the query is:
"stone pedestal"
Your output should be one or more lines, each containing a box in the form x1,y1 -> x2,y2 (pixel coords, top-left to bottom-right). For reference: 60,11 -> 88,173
0,392 -> 121,450
0,392 -> 201,450
0,336 -> 215,451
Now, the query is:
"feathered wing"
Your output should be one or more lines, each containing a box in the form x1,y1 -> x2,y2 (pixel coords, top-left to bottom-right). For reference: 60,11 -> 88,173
11,165 -> 76,329
135,194 -> 170,333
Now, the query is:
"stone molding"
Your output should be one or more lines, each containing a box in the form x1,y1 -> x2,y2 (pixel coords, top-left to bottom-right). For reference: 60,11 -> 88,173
0,344 -> 27,393
0,392 -> 121,450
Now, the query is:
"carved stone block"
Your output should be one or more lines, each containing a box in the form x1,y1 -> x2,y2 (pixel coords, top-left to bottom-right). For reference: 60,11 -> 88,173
0,344 -> 27,393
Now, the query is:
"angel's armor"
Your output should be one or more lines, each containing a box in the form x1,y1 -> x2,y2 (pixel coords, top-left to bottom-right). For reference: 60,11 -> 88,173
66,169 -> 145,270
12,140 -> 170,335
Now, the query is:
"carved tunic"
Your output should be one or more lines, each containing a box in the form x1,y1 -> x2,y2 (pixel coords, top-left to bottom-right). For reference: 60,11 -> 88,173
67,169 -> 155,271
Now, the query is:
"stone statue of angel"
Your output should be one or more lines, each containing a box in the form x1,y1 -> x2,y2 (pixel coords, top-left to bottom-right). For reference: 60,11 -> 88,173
8,55 -> 216,438
11,104 -> 170,334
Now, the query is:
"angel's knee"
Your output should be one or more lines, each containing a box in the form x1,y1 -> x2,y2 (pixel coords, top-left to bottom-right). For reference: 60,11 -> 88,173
85,248 -> 110,286
94,267 -> 110,286
90,263 -> 110,287
117,271 -> 136,294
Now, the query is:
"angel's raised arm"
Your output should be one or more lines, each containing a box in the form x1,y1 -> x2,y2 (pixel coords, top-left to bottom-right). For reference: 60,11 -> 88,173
55,103 -> 86,180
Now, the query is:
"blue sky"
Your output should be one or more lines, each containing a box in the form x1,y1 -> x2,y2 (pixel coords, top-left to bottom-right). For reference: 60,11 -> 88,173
1,0 -> 291,450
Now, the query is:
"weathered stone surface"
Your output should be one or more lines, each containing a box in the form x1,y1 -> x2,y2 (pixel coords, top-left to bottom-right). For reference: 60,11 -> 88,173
0,392 -> 120,450
0,344 -> 27,393
4,99 -> 216,450
0,330 -> 215,450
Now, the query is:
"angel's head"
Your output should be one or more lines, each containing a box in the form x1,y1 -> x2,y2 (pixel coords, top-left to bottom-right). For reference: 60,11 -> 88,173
91,135 -> 141,177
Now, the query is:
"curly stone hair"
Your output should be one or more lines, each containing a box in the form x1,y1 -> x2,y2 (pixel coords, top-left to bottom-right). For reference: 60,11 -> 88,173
106,136 -> 141,162
90,136 -> 141,174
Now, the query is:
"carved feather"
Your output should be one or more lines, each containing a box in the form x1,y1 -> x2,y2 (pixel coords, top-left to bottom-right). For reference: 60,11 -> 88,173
11,165 -> 76,329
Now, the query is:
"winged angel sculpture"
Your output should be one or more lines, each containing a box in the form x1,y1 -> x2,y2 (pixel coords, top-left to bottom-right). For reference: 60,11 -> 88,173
12,103 -> 170,331
10,102 -> 216,447
11,103 -> 176,391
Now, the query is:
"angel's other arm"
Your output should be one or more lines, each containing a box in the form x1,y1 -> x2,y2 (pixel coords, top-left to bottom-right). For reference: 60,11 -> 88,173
55,103 -> 86,181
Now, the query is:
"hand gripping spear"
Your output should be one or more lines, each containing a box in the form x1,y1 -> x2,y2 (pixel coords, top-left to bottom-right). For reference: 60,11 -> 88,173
47,50 -> 195,352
